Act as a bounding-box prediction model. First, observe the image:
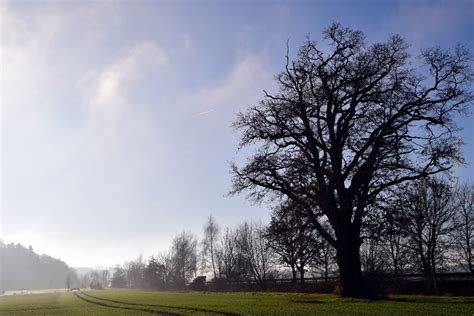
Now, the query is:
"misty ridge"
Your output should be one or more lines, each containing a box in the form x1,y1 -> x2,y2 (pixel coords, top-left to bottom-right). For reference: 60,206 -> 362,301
0,242 -> 72,292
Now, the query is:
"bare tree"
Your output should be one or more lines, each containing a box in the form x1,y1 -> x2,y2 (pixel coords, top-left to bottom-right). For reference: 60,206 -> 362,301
125,256 -> 145,289
452,182 -> 474,273
201,214 -> 220,279
171,231 -> 197,288
236,221 -> 274,290
266,201 -> 320,284
380,211 -> 411,282
66,268 -> 79,290
156,251 -> 175,288
397,177 -> 457,294
80,272 -> 91,289
144,256 -> 167,290
100,269 -> 109,288
216,227 -> 248,282
312,229 -> 336,283
360,238 -> 386,275
230,22 -> 472,297
111,265 -> 127,288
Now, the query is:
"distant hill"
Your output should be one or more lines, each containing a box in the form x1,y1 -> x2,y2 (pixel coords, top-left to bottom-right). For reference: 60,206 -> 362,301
0,241 -> 73,292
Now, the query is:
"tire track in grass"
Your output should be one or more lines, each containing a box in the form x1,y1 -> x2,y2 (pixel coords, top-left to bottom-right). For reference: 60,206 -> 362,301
73,291 -> 182,316
0,307 -> 64,313
79,290 -> 240,316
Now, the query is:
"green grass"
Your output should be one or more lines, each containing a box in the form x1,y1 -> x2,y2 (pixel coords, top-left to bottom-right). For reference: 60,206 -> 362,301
1,289 -> 473,315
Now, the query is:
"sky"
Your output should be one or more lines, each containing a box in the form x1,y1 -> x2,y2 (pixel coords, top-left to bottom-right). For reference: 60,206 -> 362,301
1,0 -> 473,268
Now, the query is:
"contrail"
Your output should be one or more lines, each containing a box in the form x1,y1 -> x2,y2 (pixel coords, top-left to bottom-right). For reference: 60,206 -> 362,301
197,109 -> 215,115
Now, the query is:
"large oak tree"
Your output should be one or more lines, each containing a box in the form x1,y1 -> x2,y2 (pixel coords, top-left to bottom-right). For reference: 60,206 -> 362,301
230,23 -> 472,297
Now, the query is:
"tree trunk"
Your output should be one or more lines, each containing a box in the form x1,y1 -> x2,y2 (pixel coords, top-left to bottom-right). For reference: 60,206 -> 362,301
210,237 -> 216,279
324,264 -> 329,284
430,252 -> 439,295
336,232 -> 372,298
291,266 -> 297,285
299,267 -> 305,285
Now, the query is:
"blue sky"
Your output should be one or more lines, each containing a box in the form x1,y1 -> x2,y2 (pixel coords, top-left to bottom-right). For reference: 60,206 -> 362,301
1,0 -> 473,267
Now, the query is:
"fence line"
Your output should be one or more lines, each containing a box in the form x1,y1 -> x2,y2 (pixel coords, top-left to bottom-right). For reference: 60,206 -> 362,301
203,272 -> 474,285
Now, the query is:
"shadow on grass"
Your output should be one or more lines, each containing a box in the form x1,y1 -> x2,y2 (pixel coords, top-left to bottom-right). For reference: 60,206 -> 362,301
0,306 -> 64,313
290,299 -> 326,304
384,296 -> 474,304
78,290 -> 240,316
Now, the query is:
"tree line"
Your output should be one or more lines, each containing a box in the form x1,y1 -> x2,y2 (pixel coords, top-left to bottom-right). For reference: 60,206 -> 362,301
106,178 -> 472,294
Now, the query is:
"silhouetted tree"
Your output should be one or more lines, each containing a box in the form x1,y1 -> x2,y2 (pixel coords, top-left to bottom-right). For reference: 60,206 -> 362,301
397,177 -> 457,294
144,256 -> 166,290
111,265 -> 127,288
236,221 -> 275,290
380,208 -> 411,282
156,251 -> 175,288
230,22 -> 472,297
361,238 -> 386,275
216,227 -> 249,282
311,226 -> 336,283
452,182 -> 474,273
126,256 -> 146,289
201,214 -> 220,279
171,231 -> 197,288
266,201 -> 320,284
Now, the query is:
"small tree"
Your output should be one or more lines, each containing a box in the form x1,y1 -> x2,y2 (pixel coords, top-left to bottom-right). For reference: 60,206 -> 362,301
452,182 -> 474,273
156,251 -> 175,289
380,209 -> 411,283
266,201 -> 320,284
397,177 -> 457,294
236,221 -> 274,290
144,256 -> 166,290
171,231 -> 197,288
111,265 -> 127,288
217,227 -> 249,282
201,214 -> 220,279
125,256 -> 145,289
313,229 -> 336,283
100,269 -> 109,288
66,268 -> 79,290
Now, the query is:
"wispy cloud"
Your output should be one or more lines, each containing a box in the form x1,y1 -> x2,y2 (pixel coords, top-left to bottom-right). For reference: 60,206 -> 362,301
85,42 -> 168,129
180,56 -> 274,118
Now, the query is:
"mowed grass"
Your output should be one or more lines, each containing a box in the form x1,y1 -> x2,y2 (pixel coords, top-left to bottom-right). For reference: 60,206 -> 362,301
1,289 -> 473,315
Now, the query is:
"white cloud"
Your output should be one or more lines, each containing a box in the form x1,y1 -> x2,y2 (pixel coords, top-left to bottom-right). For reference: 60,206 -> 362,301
86,42 -> 168,126
0,2 -> 117,134
181,56 -> 274,117
0,3 -> 171,255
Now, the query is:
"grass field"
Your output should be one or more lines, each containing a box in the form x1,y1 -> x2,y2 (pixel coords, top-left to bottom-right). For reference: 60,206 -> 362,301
1,289 -> 473,315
